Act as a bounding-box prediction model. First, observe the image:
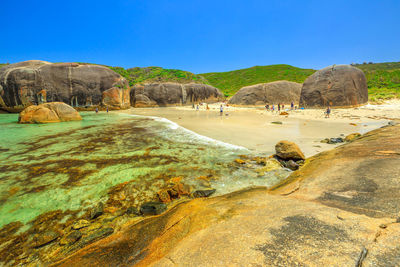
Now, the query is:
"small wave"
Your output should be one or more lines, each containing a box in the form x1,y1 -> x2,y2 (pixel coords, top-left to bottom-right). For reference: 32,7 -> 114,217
121,114 -> 248,151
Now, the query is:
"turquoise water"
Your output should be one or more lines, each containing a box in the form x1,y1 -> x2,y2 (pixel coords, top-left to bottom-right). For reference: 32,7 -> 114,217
0,112 -> 289,228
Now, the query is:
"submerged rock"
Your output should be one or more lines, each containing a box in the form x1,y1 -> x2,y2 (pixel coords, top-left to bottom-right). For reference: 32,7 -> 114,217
72,220 -> 90,230
157,177 -> 192,203
234,159 -> 246,164
285,160 -> 299,171
255,159 -> 283,175
126,206 -> 140,215
300,65 -> 368,107
33,230 -> 60,248
275,140 -> 305,161
157,189 -> 172,203
18,102 -> 81,124
59,231 -> 82,246
90,202 -> 104,220
192,189 -> 216,198
140,202 -> 167,216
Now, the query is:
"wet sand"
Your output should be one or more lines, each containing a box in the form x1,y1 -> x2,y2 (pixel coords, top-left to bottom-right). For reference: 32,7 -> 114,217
124,102 -> 399,156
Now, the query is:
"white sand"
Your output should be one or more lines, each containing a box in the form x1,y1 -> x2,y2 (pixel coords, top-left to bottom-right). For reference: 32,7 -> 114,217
124,100 -> 400,157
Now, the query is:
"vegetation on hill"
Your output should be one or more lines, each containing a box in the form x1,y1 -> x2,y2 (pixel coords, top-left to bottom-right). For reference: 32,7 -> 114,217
199,65 -> 316,97
0,63 -> 9,69
108,66 -> 208,87
354,62 -> 400,102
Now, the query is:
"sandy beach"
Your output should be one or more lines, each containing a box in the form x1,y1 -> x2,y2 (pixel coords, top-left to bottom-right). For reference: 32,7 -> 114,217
125,100 -> 400,157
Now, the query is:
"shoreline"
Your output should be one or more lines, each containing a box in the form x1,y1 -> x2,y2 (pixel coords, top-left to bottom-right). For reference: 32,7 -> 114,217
121,101 -> 400,157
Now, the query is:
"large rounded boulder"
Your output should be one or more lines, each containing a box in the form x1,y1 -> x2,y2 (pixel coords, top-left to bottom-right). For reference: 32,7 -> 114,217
0,60 -> 130,112
228,81 -> 302,105
299,65 -> 368,108
130,82 -> 223,107
18,102 -> 82,123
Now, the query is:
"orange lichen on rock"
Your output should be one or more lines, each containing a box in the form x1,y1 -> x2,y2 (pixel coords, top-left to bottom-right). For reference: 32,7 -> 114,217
234,159 -> 246,164
157,177 -> 191,203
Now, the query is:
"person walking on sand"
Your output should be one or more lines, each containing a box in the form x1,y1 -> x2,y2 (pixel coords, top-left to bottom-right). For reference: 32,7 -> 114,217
278,103 -> 281,112
196,104 -> 199,110
325,106 -> 331,118
291,102 -> 294,110
271,105 -> 275,112
220,104 -> 223,116
265,104 -> 269,111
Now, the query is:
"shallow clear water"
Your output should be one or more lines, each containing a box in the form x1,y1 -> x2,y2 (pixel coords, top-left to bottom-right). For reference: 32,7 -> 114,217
0,112 -> 289,228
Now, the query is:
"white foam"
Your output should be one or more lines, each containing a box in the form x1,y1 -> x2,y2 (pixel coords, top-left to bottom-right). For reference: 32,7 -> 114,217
361,103 -> 400,111
121,113 -> 248,151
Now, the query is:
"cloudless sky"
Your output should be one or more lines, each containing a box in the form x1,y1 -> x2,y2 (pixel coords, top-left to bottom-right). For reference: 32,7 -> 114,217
1,0 -> 399,73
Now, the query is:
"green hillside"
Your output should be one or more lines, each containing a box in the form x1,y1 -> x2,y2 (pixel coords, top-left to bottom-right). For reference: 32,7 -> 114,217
199,64 -> 316,97
108,66 -> 208,87
354,62 -> 400,102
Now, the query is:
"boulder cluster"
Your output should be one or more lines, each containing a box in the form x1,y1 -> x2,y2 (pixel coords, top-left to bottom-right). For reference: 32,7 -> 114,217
0,60 -> 130,112
0,60 -> 225,123
131,82 -> 223,107
228,65 -> 368,108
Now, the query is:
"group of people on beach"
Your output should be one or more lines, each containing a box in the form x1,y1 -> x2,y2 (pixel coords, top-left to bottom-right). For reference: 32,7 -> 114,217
95,107 -> 109,113
265,102 -> 296,112
192,102 -> 227,116
263,101 -> 331,118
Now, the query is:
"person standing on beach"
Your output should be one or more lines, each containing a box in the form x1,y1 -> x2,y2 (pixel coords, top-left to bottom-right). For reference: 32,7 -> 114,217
278,104 -> 281,112
106,106 -> 109,113
95,107 -> 99,114
291,102 -> 294,110
196,104 -> 199,110
325,106 -> 331,118
271,105 -> 275,112
220,104 -> 223,116
265,104 -> 269,111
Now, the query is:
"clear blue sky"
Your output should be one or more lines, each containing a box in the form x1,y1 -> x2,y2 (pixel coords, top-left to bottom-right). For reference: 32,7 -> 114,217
1,0 -> 399,73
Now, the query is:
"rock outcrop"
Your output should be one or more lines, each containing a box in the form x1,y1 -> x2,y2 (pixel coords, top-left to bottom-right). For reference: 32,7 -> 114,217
275,140 -> 305,161
300,65 -> 368,108
54,123 -> 400,266
130,82 -> 223,107
228,81 -> 302,105
18,102 -> 82,123
0,60 -> 130,112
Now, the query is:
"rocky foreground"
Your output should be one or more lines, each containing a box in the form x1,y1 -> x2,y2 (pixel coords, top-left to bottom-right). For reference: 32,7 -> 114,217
52,122 -> 400,266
